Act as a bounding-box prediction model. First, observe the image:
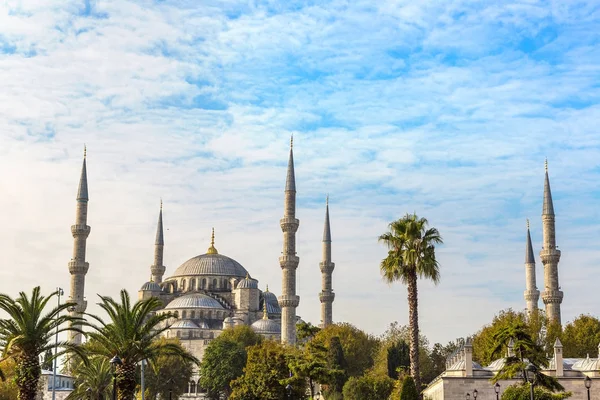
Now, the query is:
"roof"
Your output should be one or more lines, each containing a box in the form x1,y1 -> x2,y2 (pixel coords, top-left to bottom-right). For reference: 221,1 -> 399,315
543,169 -> 555,215
251,318 -> 281,334
323,198 -> 331,242
165,293 -> 225,310
237,277 -> 258,289
285,141 -> 296,192
140,281 -> 161,292
170,320 -> 199,329
525,226 -> 535,264
170,253 -> 248,278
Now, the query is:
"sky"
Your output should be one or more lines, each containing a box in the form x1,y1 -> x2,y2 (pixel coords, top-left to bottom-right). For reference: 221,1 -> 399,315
1,0 -> 599,346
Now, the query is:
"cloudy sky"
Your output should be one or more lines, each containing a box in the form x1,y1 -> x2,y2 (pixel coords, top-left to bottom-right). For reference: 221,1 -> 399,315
1,0 -> 599,345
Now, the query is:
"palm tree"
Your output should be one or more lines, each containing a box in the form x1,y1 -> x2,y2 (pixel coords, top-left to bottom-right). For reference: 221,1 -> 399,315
0,287 -> 83,400
84,290 -> 199,400
66,356 -> 113,400
379,213 -> 443,392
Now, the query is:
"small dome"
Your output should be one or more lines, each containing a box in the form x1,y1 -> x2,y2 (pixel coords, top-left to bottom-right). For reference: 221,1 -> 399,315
165,293 -> 224,310
265,302 -> 281,315
197,320 -> 210,329
140,281 -> 161,291
237,277 -> 258,289
251,318 -> 281,334
170,320 -> 199,329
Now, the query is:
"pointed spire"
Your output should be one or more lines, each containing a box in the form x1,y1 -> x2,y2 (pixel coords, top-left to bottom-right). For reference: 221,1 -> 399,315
554,337 -> 563,347
525,219 -> 535,264
543,160 -> 555,215
155,201 -> 164,246
77,146 -> 88,200
323,195 -> 331,242
207,227 -> 218,254
285,135 -> 296,192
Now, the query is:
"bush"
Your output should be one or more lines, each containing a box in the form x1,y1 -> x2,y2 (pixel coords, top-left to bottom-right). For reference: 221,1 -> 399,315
342,374 -> 395,400
400,376 -> 419,400
501,384 -> 571,400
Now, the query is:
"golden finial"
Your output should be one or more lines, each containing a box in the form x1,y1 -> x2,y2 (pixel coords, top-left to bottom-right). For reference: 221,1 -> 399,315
160,198 -> 163,211
263,300 -> 269,320
207,227 -> 218,254
265,284 -> 269,293
83,144 -> 87,158
290,134 -> 293,149
527,219 -> 530,230
545,158 -> 548,172
246,272 -> 249,280
150,274 -> 153,282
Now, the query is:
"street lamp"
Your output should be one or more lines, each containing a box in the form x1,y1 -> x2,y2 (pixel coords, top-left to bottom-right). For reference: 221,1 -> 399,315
494,382 -> 500,400
51,287 -> 63,400
466,393 -> 470,400
525,363 -> 536,400
585,376 -> 592,400
109,355 -> 122,400
473,389 -> 478,400
286,383 -> 292,400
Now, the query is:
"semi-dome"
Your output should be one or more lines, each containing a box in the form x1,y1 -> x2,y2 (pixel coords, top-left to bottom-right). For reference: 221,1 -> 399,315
165,293 -> 224,310
140,281 -> 162,291
170,320 -> 199,329
251,318 -> 281,334
237,276 -> 258,289
261,286 -> 281,314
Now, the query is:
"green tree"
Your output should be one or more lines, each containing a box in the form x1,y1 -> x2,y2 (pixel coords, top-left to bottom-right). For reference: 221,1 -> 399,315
297,321 -> 321,343
399,375 -> 419,400
326,336 -> 348,396
312,323 -> 379,377
560,315 -> 600,357
0,359 -> 19,400
386,340 -> 410,379
500,384 -> 571,400
426,340 -> 462,382
218,325 -> 263,348
66,356 -> 113,400
199,338 -> 246,399
0,287 -> 83,400
342,373 -> 395,400
41,349 -> 53,371
84,290 -> 198,400
143,340 -> 194,400
379,213 -> 443,391
290,340 -> 335,399
229,340 -> 306,400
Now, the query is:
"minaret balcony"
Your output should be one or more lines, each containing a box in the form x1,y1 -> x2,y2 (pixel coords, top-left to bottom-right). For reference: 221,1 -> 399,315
280,217 -> 299,232
319,261 -> 335,273
71,224 -> 91,237
279,255 -> 299,269
524,290 -> 540,301
542,290 -> 564,303
278,295 -> 300,308
68,260 -> 89,274
319,291 -> 335,303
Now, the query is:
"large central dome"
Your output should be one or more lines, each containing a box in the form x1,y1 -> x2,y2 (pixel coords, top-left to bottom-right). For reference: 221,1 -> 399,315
171,253 -> 248,278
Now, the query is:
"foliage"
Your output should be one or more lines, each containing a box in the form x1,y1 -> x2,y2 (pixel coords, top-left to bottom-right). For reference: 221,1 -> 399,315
341,373 -> 395,400
218,325 -> 263,349
297,321 -> 321,344
379,213 -> 443,392
41,349 -> 53,371
229,340 -> 306,400
500,384 -> 571,400
560,315 -> 600,357
399,375 -> 419,400
290,339 -> 337,399
143,338 -> 194,400
199,337 -> 246,399
325,336 -> 348,395
312,323 -> 379,377
387,340 -> 410,378
425,340 -> 462,382
66,355 -> 113,400
0,359 -> 18,400
84,290 -> 199,400
0,287 -> 83,400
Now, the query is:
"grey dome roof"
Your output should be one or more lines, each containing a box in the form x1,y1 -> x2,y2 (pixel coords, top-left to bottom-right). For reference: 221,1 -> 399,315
140,281 -> 161,291
165,293 -> 224,310
265,302 -> 281,315
251,318 -> 281,334
170,320 -> 199,329
171,253 -> 248,278
237,277 -> 258,289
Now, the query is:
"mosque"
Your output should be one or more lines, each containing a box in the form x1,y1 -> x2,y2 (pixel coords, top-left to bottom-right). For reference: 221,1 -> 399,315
64,139 -> 336,397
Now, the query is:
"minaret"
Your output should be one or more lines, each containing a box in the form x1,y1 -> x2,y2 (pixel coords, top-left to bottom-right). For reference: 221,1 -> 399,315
279,136 -> 300,345
319,196 -> 335,328
524,219 -> 539,316
150,200 -> 166,283
540,160 -> 563,325
67,147 -> 91,344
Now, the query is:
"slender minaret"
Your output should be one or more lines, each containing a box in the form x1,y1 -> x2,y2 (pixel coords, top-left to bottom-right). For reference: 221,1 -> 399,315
67,147 -> 91,344
524,219 -> 539,316
540,160 -> 563,325
319,196 -> 335,328
279,136 -> 300,345
150,200 -> 166,283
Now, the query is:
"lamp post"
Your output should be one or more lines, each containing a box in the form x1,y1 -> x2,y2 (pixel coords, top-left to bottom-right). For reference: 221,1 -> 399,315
466,393 -> 470,400
110,355 -> 122,400
473,389 -> 478,400
526,363 -> 536,400
585,376 -> 592,400
494,382 -> 500,400
286,383 -> 292,400
51,287 -> 63,400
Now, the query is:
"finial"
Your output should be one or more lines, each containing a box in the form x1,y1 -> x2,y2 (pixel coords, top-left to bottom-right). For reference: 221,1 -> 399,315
211,227 -> 215,245
527,218 -> 530,229
290,134 -> 293,149
326,194 -> 329,206
545,158 -> 548,172
206,227 -> 218,254
263,300 -> 268,320
265,284 -> 269,293
83,144 -> 87,158
246,272 -> 249,280
150,274 -> 153,282
160,198 -> 163,210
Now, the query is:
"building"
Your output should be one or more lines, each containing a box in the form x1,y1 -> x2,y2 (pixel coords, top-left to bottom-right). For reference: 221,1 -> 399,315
37,370 -> 75,400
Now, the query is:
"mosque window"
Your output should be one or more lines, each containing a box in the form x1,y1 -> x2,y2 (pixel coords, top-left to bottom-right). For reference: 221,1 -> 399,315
212,278 -> 218,289
182,279 -> 187,291
199,310 -> 204,318
182,311 -> 187,319
191,311 -> 195,319
190,381 -> 196,394
176,331 -> 180,338
207,311 -> 212,319
190,279 -> 196,290
201,279 -> 206,289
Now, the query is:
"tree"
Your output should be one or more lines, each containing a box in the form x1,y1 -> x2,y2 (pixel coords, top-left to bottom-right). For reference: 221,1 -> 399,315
143,339 -> 194,400
199,338 -> 246,399
229,340 -> 306,400
560,315 -> 600,358
41,349 -> 53,371
66,356 -> 113,400
325,336 -> 348,396
379,213 -> 443,391
342,373 -> 394,400
500,384 -> 571,400
386,340 -> 410,379
0,359 -> 18,400
312,323 -> 378,377
290,340 -> 335,399
0,287 -> 83,400
426,340 -> 462,382
399,375 -> 419,400
84,290 -> 198,400
218,325 -> 263,349
297,321 -> 321,343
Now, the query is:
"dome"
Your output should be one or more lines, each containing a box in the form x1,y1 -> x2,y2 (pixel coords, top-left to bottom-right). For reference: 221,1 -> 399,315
170,320 -> 199,329
171,253 -> 248,278
197,320 -> 210,329
237,277 -> 258,289
251,318 -> 281,334
265,302 -> 281,315
165,293 -> 224,310
140,281 -> 161,291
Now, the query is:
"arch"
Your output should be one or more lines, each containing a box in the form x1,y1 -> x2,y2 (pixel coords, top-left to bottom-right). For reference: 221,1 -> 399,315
181,279 -> 187,291
190,279 -> 196,290
199,310 -> 204,318
190,381 -> 196,394
212,278 -> 218,289
176,331 -> 181,338
182,310 -> 187,319
207,310 -> 212,319
191,310 -> 195,319
201,279 -> 207,289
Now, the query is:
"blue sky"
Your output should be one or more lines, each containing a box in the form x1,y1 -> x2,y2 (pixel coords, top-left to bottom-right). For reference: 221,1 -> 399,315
1,0 -> 600,345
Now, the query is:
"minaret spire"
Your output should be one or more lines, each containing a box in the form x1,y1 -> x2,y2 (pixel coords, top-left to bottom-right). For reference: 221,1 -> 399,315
67,146 -> 91,344
279,135 -> 300,344
540,161 -> 563,324
150,200 -> 166,283
524,219 -> 539,316
319,195 -> 335,328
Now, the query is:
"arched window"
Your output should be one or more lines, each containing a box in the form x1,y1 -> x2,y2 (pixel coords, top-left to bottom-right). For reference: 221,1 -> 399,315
190,381 -> 196,394
212,278 -> 218,289
190,279 -> 196,290
181,279 -> 187,291
201,279 -> 206,289
176,331 -> 181,338
207,311 -> 212,319
199,310 -> 204,318
191,311 -> 195,319
182,310 -> 187,319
